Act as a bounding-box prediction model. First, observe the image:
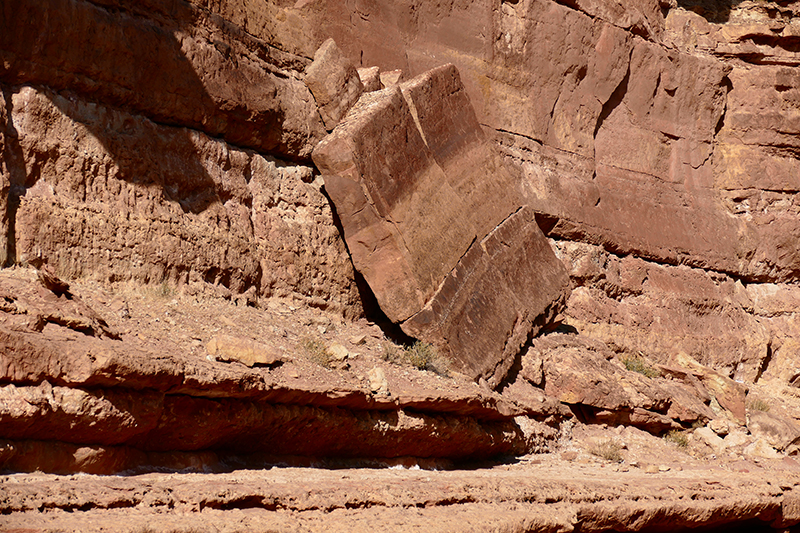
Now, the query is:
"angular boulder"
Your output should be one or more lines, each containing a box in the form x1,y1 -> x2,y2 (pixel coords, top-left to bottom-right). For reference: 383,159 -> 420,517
206,335 -> 287,368
357,66 -> 383,92
313,64 -> 570,387
523,334 -> 716,432
304,38 -> 364,131
747,410 -> 800,452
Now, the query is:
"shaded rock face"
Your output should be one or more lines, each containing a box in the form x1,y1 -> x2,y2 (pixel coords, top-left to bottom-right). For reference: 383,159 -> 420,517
313,65 -> 570,387
0,0 -> 326,159
1,82 -> 360,316
0,0 -> 365,317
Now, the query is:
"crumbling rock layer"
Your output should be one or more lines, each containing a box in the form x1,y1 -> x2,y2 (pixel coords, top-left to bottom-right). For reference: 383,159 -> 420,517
0,271 -> 563,474
0,81 -> 360,315
2,462 -> 800,532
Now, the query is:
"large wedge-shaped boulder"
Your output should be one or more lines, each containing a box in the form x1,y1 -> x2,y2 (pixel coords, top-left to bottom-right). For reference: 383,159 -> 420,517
313,64 -> 569,387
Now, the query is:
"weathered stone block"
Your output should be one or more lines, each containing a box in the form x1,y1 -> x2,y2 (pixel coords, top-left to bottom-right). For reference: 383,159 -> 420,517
357,66 -> 383,92
305,39 -> 364,131
313,64 -> 570,386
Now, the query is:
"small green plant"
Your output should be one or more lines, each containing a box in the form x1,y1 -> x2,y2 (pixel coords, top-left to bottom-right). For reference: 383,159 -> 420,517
664,429 -> 689,448
301,337 -> 332,368
380,341 -> 450,377
748,398 -> 771,412
589,439 -> 624,463
405,341 -> 450,377
621,353 -> 660,379
145,280 -> 174,299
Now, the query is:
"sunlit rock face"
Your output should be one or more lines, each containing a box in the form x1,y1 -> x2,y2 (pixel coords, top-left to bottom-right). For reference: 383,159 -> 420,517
313,64 -> 569,387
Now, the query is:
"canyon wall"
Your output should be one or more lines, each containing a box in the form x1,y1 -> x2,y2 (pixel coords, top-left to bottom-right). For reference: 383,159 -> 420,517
0,0 -> 361,317
259,0 -> 800,387
2,0 -> 800,473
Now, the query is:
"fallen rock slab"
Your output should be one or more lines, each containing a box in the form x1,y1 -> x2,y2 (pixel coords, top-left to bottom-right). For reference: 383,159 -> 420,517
671,352 -> 748,425
206,335 -> 287,367
313,64 -> 569,387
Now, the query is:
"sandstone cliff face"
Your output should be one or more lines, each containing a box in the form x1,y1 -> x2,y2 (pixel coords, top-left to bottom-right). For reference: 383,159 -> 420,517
0,0 -> 361,316
255,0 -> 800,389
3,0 -> 800,491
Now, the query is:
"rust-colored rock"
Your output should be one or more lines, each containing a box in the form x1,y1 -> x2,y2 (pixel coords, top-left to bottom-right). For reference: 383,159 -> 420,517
0,89 -> 9,267
304,39 -> 364,131
0,269 -> 557,471
557,241 -> 773,381
6,84 -> 360,317
206,335 -> 287,368
747,410 -> 800,452
0,270 -> 117,339
357,66 -> 383,92
671,352 -> 748,426
313,64 -> 569,387
0,0 -> 325,159
522,334 -> 716,432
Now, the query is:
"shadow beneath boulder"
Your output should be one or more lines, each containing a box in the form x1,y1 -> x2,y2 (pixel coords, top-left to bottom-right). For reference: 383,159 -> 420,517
674,0 -> 745,23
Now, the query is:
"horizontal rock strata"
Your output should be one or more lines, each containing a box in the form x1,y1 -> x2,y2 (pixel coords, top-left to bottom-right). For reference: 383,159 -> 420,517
0,0 -> 325,159
0,82 -> 360,315
0,271 -> 565,474
2,463 -> 800,532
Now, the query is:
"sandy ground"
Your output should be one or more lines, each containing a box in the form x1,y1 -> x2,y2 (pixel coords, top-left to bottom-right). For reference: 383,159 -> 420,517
2,450 -> 800,533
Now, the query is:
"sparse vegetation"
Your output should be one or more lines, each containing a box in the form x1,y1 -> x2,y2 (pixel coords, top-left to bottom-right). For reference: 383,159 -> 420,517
144,280 -> 175,300
381,342 -> 403,364
381,340 -> 450,377
301,337 -> 332,368
748,398 -> 771,412
664,429 -> 689,449
589,439 -> 624,463
405,341 -> 438,371
621,353 -> 660,379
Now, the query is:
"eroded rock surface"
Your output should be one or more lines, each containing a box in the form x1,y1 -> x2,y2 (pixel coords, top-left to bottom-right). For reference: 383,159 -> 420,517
3,0 -> 800,530
2,453 -> 800,533
0,0 -> 326,159
313,64 -> 569,387
0,269 -> 563,474
3,83 -> 360,316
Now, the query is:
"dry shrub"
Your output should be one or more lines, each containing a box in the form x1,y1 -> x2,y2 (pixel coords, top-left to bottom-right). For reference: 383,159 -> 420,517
664,429 -> 689,448
301,337 -> 331,368
621,353 -> 659,378
589,439 -> 624,463
748,398 -> 771,412
381,341 -> 450,377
